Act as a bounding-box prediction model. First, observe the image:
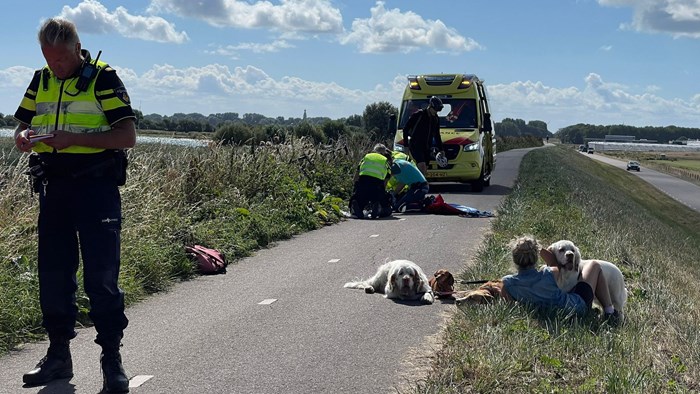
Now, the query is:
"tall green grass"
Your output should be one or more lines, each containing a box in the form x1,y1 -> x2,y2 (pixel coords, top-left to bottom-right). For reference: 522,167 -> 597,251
0,136 -> 368,353
412,145 -> 700,393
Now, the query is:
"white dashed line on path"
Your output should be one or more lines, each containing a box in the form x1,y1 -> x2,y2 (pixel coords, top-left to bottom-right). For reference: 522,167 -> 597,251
129,375 -> 154,388
369,234 -> 379,238
328,259 -> 340,263
258,299 -> 277,305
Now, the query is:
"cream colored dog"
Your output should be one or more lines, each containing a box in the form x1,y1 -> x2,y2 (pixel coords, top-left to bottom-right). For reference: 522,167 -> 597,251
541,240 -> 627,316
344,259 -> 435,304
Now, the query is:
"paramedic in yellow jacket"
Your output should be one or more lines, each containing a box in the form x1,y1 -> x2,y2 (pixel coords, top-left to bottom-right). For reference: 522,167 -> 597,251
13,18 -> 135,393
350,144 -> 393,219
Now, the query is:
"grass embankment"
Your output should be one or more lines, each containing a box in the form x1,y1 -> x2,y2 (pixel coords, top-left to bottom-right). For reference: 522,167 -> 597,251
0,137 -> 365,353
414,145 -> 700,393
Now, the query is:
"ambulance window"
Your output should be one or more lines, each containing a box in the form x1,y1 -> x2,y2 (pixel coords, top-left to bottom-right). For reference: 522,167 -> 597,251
398,100 -> 429,128
441,99 -> 477,129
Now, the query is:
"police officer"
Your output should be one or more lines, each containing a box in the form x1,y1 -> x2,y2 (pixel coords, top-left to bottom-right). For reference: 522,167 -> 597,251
13,18 -> 135,393
350,144 -> 393,219
402,96 -> 446,176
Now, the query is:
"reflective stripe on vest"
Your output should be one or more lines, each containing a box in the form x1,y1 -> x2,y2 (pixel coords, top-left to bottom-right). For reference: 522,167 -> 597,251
359,152 -> 389,180
31,61 -> 110,154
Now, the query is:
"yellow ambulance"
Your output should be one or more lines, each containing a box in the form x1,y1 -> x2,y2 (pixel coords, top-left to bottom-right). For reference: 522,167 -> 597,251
391,74 -> 496,192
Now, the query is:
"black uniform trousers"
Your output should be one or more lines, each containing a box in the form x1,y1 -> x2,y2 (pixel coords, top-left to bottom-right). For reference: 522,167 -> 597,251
37,161 -> 128,347
351,175 -> 391,216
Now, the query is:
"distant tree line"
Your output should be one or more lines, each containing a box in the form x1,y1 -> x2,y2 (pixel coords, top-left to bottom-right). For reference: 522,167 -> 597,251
136,101 -> 399,146
0,103 -> 396,146
0,113 -> 17,128
495,118 -> 551,138
3,107 -> 553,147
556,124 -> 700,145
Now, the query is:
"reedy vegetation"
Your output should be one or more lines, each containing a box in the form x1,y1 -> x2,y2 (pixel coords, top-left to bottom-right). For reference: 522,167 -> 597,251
411,146 -> 700,393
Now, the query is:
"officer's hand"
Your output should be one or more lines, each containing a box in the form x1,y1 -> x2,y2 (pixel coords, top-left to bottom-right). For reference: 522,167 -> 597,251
42,130 -> 75,151
15,129 -> 34,152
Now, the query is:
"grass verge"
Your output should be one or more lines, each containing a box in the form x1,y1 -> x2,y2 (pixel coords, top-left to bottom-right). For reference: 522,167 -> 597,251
411,145 -> 700,393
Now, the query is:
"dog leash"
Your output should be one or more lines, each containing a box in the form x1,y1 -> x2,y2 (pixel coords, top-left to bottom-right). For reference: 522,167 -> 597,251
459,279 -> 490,285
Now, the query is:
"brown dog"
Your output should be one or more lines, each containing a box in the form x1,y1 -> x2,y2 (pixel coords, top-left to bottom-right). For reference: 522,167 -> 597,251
455,280 -> 503,305
429,269 -> 455,299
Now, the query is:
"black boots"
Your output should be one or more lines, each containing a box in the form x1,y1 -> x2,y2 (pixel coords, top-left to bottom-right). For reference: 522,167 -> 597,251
22,337 -> 128,392
23,340 -> 73,386
101,348 -> 129,393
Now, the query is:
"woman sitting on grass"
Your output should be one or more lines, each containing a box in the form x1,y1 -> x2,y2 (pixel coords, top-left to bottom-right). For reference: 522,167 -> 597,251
500,235 -> 619,321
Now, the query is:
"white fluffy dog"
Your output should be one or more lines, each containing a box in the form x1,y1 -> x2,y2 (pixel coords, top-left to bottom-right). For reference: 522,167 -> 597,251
541,240 -> 627,316
344,259 -> 435,304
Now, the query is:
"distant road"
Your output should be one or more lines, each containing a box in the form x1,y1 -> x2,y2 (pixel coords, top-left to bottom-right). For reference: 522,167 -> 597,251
582,151 -> 700,213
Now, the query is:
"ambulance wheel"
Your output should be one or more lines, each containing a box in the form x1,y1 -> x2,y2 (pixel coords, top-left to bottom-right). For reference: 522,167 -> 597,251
484,165 -> 491,187
472,166 -> 485,193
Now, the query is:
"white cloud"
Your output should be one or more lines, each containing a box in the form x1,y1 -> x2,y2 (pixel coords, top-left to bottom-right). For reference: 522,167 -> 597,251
113,63 -> 401,118
58,0 -> 189,43
600,44 -> 613,51
3,63 -> 698,132
0,67 -> 36,116
120,66 -> 700,130
340,1 -> 481,53
206,40 -> 295,58
0,66 -> 36,88
147,0 -> 344,33
598,0 -> 700,38
489,72 -> 700,130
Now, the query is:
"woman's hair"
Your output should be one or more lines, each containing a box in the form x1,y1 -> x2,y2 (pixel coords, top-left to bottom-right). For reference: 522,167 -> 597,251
509,235 -> 539,270
38,18 -> 80,48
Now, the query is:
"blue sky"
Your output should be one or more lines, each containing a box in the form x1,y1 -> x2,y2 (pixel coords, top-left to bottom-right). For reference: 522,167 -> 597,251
1,0 -> 699,132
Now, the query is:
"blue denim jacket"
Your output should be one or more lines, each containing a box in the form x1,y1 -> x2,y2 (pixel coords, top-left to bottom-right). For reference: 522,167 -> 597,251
502,266 -> 587,314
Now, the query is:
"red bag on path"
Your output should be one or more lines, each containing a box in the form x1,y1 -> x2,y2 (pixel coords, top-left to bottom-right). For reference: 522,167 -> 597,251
185,245 -> 227,275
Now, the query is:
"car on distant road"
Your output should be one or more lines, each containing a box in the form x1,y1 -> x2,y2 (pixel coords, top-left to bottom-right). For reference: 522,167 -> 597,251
626,161 -> 641,171
587,147 -> 594,154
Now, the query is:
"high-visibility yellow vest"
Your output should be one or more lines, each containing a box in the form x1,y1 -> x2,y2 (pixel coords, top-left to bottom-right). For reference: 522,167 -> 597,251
29,61 -> 111,154
391,151 -> 410,161
359,152 -> 389,180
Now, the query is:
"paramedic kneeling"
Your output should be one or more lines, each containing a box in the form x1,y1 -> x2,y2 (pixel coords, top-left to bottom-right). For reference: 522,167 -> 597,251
390,158 -> 429,212
13,18 -> 135,393
350,144 -> 393,219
